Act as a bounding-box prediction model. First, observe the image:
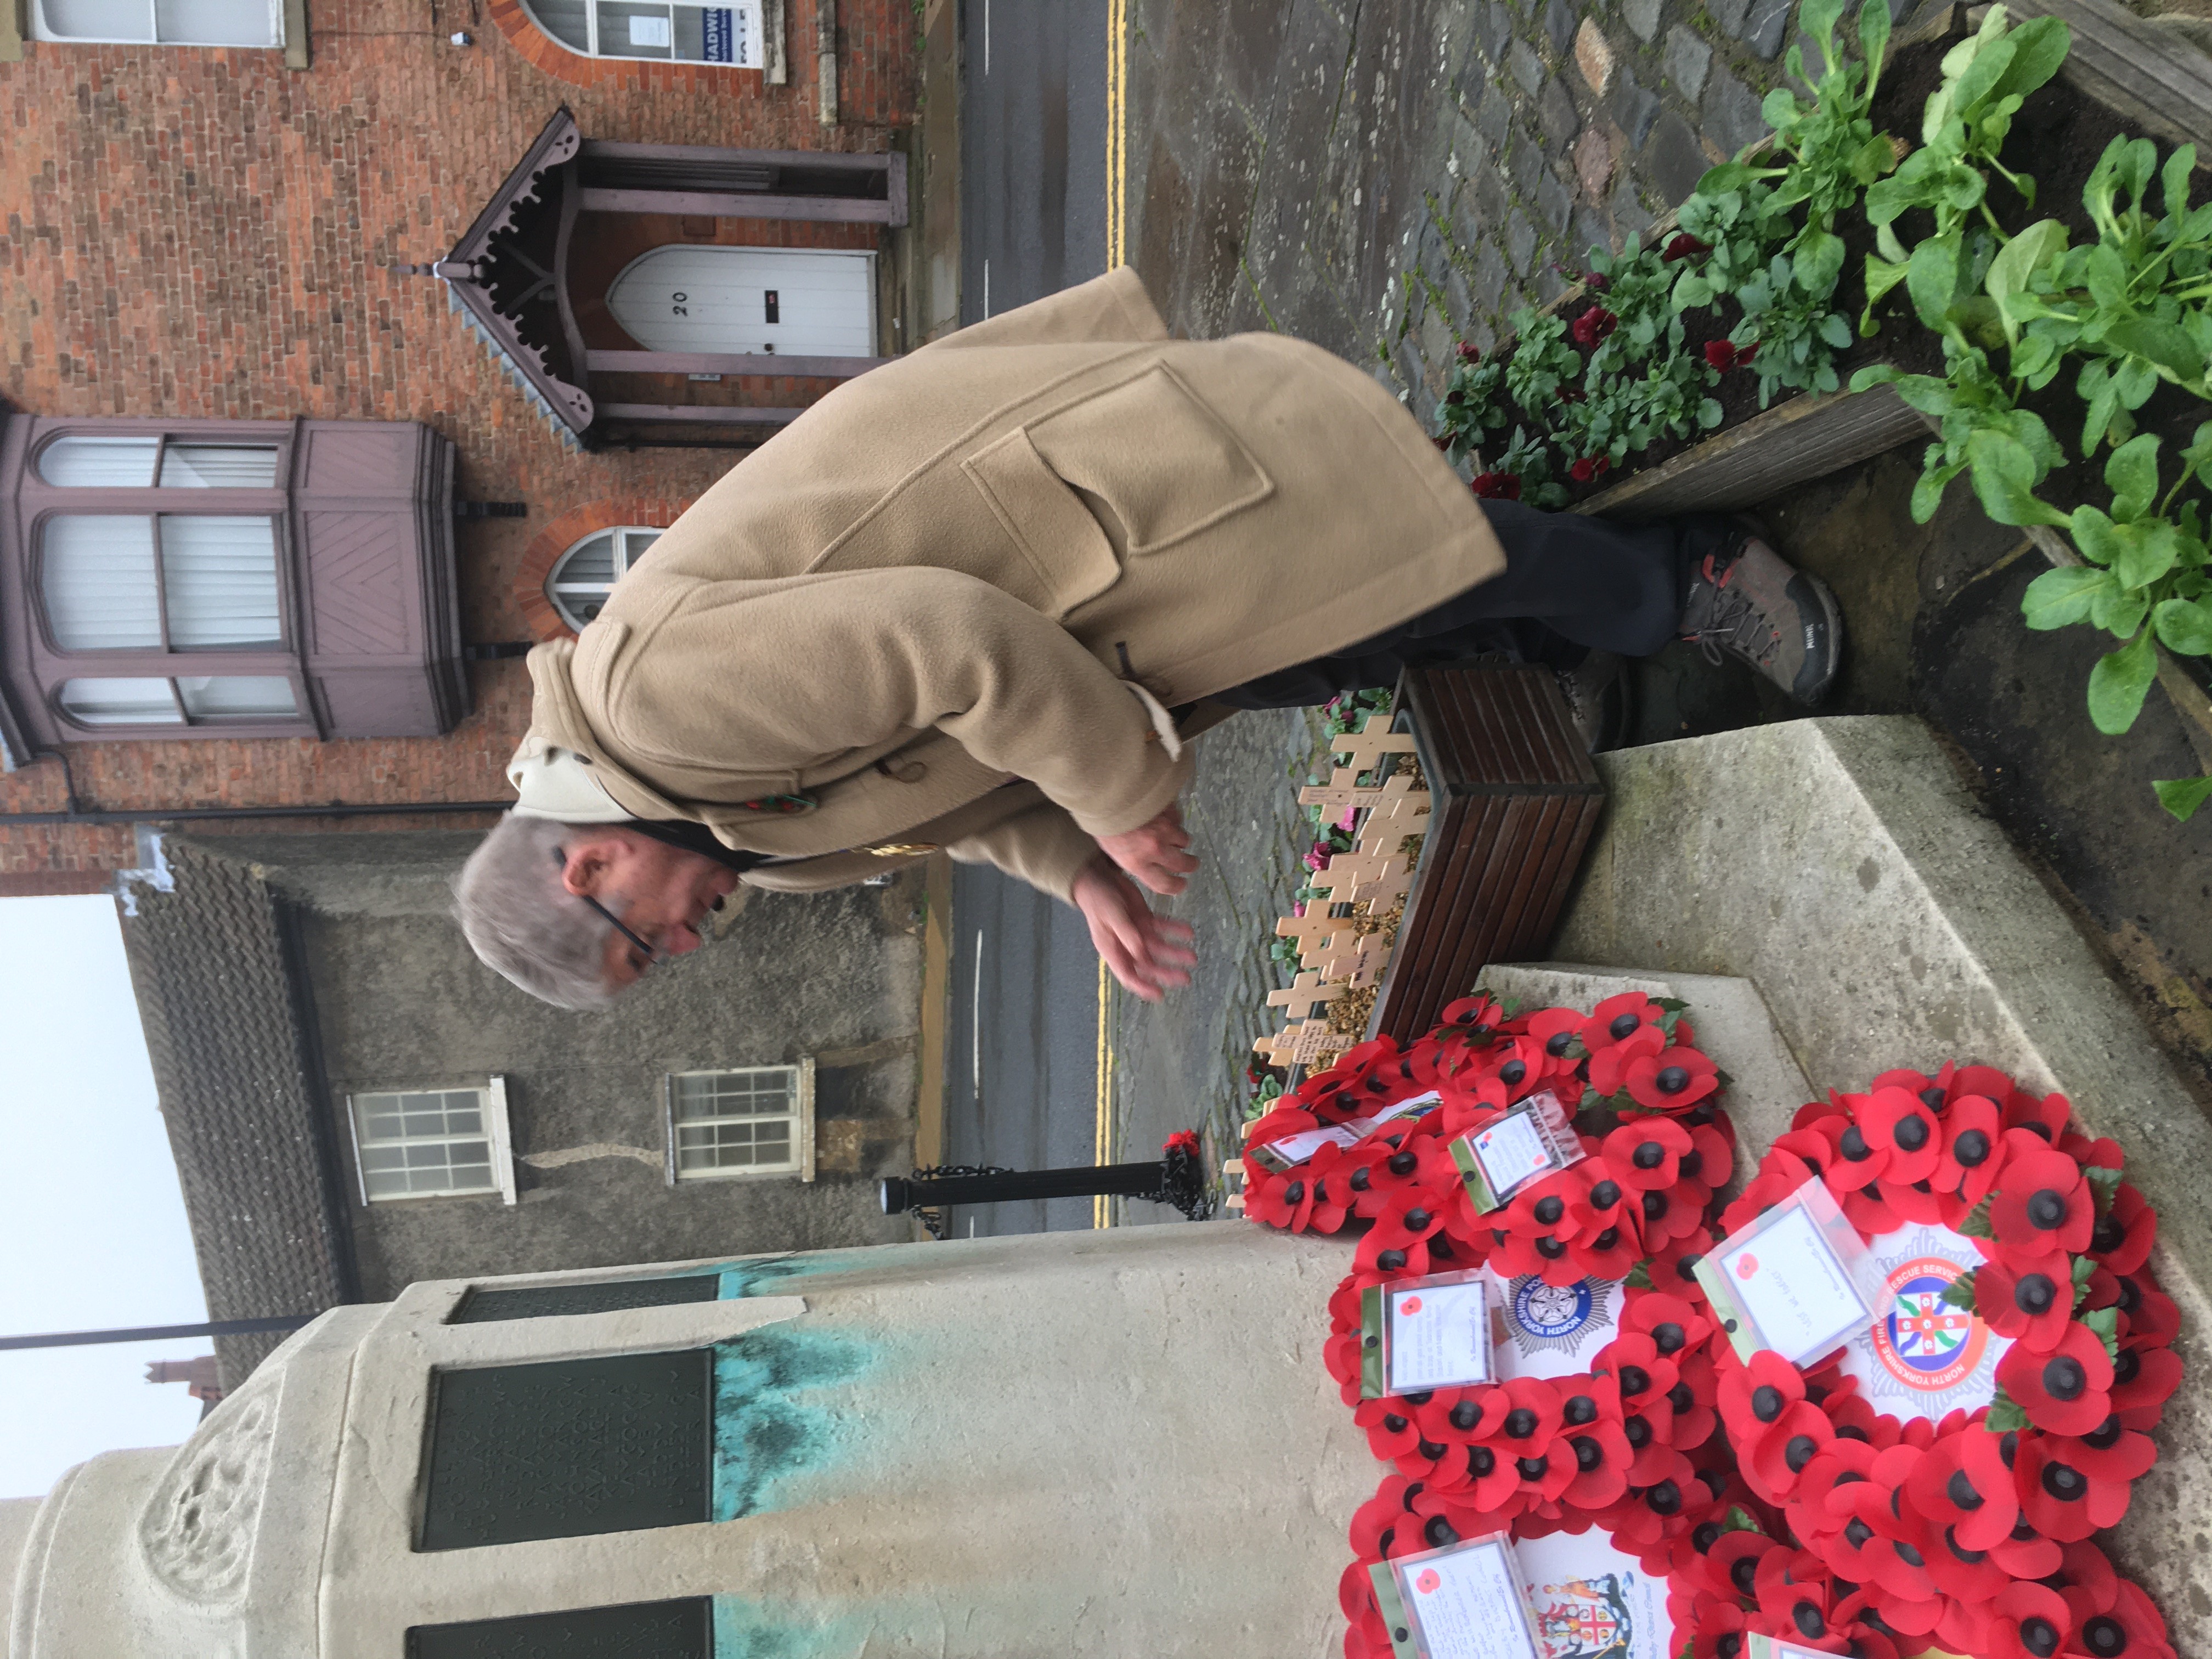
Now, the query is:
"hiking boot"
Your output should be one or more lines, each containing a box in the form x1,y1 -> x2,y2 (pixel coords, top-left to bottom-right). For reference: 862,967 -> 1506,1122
1554,650 -> 1633,753
1679,523 -> 1843,705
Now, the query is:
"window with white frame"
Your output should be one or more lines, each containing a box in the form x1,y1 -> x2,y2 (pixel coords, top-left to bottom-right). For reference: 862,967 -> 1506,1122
665,1061 -> 814,1181
545,526 -> 662,631
30,0 -> 281,46
518,0 -> 762,64
348,1080 -> 518,1204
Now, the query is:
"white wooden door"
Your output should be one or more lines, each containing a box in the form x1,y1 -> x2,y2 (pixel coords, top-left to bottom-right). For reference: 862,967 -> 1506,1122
605,246 -> 877,358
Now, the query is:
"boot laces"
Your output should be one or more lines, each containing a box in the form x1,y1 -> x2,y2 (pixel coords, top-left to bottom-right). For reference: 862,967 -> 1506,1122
1686,580 -> 1775,669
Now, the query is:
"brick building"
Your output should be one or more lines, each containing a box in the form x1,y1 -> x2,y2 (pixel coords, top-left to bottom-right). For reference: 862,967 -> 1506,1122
0,0 -> 922,892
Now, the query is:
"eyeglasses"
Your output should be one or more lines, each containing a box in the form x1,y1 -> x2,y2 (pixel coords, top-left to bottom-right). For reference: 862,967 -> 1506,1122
554,847 -> 662,972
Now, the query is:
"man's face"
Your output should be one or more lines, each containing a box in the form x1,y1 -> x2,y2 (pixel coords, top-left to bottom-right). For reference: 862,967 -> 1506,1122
559,832 -> 741,992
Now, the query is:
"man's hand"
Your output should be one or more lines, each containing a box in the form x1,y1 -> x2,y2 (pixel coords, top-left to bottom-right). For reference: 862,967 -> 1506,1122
1094,803 -> 1199,896
1070,855 -> 1197,1003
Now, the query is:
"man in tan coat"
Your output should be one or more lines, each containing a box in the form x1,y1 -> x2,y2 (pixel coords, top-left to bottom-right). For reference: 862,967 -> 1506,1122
458,268 -> 1839,1009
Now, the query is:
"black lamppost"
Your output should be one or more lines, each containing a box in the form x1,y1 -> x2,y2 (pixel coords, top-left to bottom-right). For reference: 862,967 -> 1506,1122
881,1135 -> 1211,1237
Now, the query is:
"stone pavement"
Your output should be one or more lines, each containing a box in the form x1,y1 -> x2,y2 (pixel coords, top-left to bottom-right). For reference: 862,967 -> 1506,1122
1124,0 -> 1802,424
1110,703 -> 1325,1220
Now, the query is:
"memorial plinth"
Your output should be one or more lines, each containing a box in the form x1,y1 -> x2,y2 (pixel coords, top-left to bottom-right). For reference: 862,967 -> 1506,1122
1,1224 -> 1369,1659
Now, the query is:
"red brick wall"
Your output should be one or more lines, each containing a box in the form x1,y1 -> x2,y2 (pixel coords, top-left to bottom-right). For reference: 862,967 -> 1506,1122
0,0 -> 917,883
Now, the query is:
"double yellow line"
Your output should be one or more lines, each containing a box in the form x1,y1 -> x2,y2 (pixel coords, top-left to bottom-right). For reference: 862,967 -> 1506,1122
1094,3 -> 1130,1227
1105,0 -> 1128,269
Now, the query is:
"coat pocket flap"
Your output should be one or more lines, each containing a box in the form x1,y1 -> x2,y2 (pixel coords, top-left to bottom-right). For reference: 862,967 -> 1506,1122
1023,362 -> 1273,555
958,427 -> 1122,618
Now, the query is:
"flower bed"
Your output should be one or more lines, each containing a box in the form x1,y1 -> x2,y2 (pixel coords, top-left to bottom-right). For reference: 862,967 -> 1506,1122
1436,0 -> 2212,821
1236,992 -> 2183,1659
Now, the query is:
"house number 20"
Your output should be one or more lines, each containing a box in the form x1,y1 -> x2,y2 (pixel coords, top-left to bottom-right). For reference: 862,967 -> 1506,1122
670,290 -> 689,316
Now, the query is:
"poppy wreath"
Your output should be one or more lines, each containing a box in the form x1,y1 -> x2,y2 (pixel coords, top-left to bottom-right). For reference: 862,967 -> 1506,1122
1241,989 -> 1735,1289
1232,991 -> 1747,1657
1700,1063 -> 2183,1659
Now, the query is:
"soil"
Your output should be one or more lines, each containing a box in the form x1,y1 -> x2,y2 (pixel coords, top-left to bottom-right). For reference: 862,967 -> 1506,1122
1471,26 -> 2159,507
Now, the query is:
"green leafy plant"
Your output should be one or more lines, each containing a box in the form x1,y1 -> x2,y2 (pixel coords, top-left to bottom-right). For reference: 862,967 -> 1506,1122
2021,428 -> 2212,735
1852,343 -> 2068,526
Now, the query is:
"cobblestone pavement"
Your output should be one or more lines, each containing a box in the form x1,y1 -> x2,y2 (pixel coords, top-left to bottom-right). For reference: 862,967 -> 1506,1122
1110,704 -> 1331,1221
1124,0 -> 1801,428
1109,0 -> 1800,1208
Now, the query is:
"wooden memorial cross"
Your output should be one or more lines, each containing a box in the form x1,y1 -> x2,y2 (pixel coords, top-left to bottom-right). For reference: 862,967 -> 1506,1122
1322,713 -> 1421,778
1296,768 -> 1434,820
1276,911 -> 1352,969
1266,970 -> 1344,1022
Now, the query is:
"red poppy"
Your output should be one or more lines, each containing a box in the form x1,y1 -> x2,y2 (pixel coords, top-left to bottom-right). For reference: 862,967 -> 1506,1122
2014,1435 -> 2132,1541
1662,232 -> 1711,262
1353,1394 -> 1428,1462
1604,1116 -> 1692,1192
1684,1596 -> 1749,1659
1645,1226 -> 1717,1305
1718,1348 -> 1807,1441
1751,1547 -> 1847,1649
1817,1093 -> 1891,1193
1833,1480 -> 1940,1605
1859,1084 -> 1944,1185
1569,1209 -> 1644,1280
2053,1541 -> 2175,1659
1568,454 -> 1611,483
1368,1188 -> 1451,1253
1623,1044 -> 1722,1114
1904,1426 -> 2020,1550
1352,1224 -> 1435,1284
1996,1319 -> 2113,1436
2044,1416 -> 2156,1485
2090,1181 -> 2156,1274
1485,1223 -> 1588,1286
1624,1291 -> 1712,1360
2115,1274 -> 2181,1350
1560,1415 -> 1634,1507
1923,1517 -> 2019,1606
1973,1249 -> 2078,1350
2108,1339 -> 2182,1429
1987,1132 -> 2095,1261
1697,1526 -> 1782,1604
1413,1382 -> 1503,1449
1985,1581 -> 2075,1659
1785,1434 -> 1879,1543
1580,991 -> 1664,1059
1348,1473 -> 1419,1559
1244,1167 -> 1325,1231
1747,1400 -> 1835,1503
2001,1087 -> 2073,1145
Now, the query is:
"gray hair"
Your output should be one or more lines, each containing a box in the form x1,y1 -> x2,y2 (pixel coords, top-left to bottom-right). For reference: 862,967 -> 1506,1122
453,813 -> 619,1011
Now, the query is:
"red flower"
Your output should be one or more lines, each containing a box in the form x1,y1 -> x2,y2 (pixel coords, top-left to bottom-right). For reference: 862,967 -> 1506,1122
1997,1319 -> 2114,1436
2054,1541 -> 2176,1659
1860,1084 -> 1944,1186
2045,1415 -> 2156,1485
1624,1044 -> 1722,1114
1751,1547 -> 1847,1649
1645,1227 -> 1717,1305
1470,470 -> 1522,500
1973,1250 -> 2075,1350
2090,1181 -> 2155,1273
2015,1435 -> 2132,1541
1662,232 -> 1711,262
2109,1339 -> 2182,1429
1561,1415 -> 1634,1508
1904,1427 -> 2020,1551
1570,305 -> 1618,347
1568,454 -> 1611,483
1704,338 -> 1757,371
1747,1398 -> 1835,1503
1624,1292 -> 1711,1360
1933,1092 -> 2006,1211
2001,1087 -> 2073,1145
1353,1394 -> 1426,1462
1455,339 -> 1482,362
1987,1131 -> 2095,1261
1718,1348 -> 1806,1440
1604,1115 -> 1693,1192
2115,1273 -> 2181,1349
1985,1582 -> 2074,1659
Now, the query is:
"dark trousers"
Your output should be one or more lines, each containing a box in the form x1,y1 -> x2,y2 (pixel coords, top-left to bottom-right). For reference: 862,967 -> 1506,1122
1217,504 -> 1730,710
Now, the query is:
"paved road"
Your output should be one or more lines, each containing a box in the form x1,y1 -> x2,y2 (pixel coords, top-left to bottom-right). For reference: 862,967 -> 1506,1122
939,0 -> 1113,1236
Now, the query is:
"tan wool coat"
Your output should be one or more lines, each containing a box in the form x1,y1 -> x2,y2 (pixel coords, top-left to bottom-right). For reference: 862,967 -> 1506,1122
523,266 -> 1506,900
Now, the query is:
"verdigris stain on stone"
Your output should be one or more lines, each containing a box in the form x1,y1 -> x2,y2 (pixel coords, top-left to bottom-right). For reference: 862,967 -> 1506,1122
711,1325 -> 872,1520
712,1595 -> 870,1659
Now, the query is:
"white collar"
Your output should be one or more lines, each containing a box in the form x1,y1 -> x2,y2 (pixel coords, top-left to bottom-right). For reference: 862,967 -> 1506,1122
504,735 -> 633,823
